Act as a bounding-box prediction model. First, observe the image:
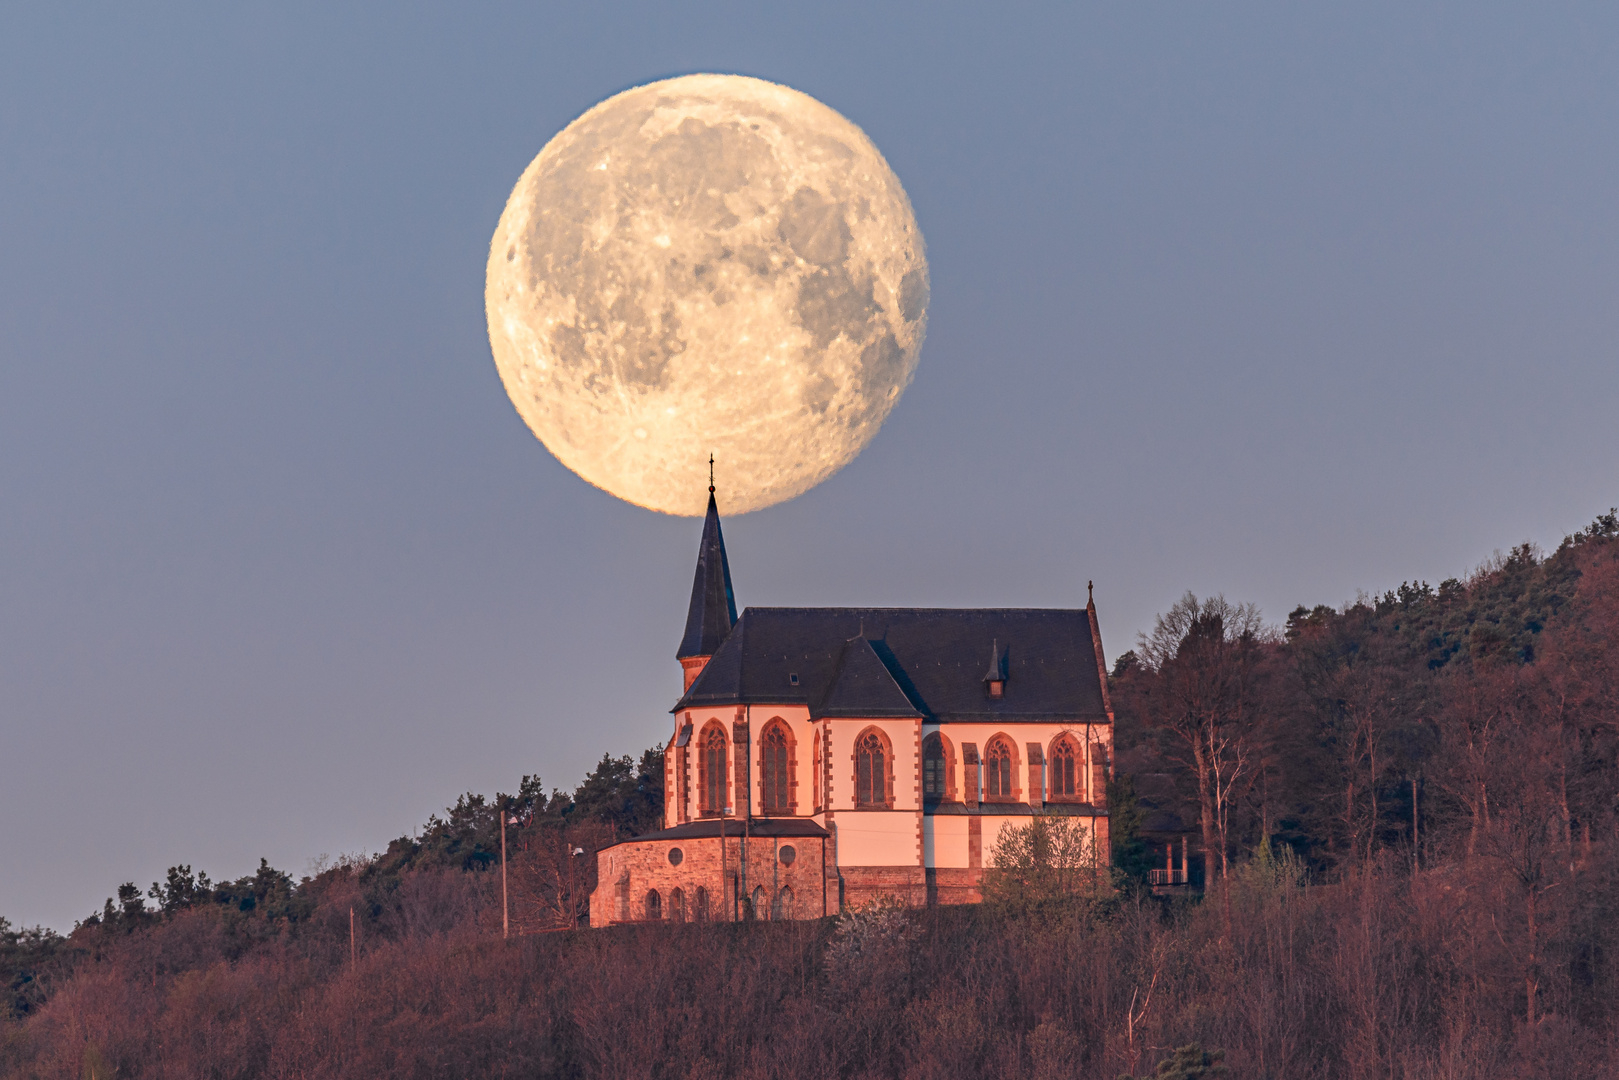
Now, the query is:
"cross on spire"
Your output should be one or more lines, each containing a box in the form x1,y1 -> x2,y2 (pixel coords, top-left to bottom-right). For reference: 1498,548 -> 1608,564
708,453 -> 715,494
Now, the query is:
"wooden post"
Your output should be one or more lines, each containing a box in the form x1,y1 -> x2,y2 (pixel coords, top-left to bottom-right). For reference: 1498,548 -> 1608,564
349,906 -> 355,971
1412,776 -> 1420,879
821,834 -> 827,917
739,709 -> 751,920
721,807 -> 730,922
501,806 -> 510,939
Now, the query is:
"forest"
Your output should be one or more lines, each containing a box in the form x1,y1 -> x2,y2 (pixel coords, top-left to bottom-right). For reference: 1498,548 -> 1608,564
3,509 -> 1618,1080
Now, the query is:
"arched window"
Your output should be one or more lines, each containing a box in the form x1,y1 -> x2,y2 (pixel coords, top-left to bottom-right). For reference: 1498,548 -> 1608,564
762,723 -> 791,814
750,885 -> 766,921
855,731 -> 887,807
703,727 -> 728,814
645,890 -> 661,921
985,739 -> 1013,799
1051,737 -> 1078,798
669,887 -> 686,923
923,734 -> 947,800
772,886 -> 793,920
694,886 -> 709,922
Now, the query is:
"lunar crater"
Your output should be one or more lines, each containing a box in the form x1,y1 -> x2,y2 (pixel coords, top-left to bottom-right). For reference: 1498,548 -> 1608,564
486,74 -> 927,516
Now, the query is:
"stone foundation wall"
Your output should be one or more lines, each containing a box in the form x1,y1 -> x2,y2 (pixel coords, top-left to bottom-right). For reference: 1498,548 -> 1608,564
589,834 -> 833,926
587,813 -> 1113,925
839,865 -> 929,909
925,867 -> 984,906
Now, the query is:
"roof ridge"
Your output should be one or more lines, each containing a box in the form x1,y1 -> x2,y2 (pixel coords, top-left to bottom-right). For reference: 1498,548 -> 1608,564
740,606 -> 1085,615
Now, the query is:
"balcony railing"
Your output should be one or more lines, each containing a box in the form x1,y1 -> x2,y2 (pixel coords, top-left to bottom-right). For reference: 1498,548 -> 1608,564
1149,869 -> 1187,885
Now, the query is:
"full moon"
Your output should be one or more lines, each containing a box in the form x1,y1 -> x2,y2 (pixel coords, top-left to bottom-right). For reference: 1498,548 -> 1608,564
486,74 -> 928,516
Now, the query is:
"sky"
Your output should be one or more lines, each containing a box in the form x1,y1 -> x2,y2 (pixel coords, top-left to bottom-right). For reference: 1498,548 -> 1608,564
2,3 -> 1616,931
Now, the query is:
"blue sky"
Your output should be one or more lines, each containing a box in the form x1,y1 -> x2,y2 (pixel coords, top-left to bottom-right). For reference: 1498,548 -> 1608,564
2,2 -> 1615,929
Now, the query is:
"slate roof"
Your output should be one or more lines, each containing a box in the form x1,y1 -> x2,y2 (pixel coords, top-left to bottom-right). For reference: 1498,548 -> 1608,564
817,636 -> 924,719
675,608 -> 1110,723
676,493 -> 737,659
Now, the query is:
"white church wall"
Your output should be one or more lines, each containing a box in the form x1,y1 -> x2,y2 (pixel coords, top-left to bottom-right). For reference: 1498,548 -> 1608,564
833,809 -> 919,867
923,815 -> 970,868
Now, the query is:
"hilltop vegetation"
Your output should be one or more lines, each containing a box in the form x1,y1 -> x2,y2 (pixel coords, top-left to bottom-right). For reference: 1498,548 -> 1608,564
3,510 -> 1619,1080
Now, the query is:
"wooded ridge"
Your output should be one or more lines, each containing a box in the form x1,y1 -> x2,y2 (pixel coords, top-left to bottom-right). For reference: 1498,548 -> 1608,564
4,509 -> 1618,1080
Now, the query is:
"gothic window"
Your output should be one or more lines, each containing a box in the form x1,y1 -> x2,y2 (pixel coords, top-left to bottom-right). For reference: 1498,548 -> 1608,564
1052,737 -> 1078,798
703,727 -> 728,814
694,886 -> 709,922
645,890 -> 662,921
762,724 -> 791,814
772,886 -> 793,920
750,885 -> 766,921
923,734 -> 946,800
855,731 -> 887,807
985,739 -> 1014,799
669,887 -> 686,923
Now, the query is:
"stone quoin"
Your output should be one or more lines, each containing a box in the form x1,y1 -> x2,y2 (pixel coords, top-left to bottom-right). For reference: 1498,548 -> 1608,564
588,490 -> 1114,924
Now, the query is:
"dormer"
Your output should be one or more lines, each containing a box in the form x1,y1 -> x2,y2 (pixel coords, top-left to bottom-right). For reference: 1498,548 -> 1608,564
983,639 -> 1005,698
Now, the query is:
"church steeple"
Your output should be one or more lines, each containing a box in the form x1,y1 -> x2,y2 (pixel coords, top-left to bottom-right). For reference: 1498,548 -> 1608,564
677,466 -> 737,688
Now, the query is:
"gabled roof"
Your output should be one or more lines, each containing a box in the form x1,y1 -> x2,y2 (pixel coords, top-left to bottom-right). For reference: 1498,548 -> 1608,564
816,636 -> 924,719
676,492 -> 737,660
675,608 -> 1110,723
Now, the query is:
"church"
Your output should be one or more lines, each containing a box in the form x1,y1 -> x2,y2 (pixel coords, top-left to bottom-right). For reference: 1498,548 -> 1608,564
589,490 -> 1115,925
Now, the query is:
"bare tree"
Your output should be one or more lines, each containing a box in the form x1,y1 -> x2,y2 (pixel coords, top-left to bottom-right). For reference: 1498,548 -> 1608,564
1138,593 -> 1273,881
506,820 -> 615,931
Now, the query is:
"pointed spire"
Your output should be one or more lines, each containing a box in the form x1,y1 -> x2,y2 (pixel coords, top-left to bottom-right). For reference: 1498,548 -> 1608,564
677,484 -> 737,660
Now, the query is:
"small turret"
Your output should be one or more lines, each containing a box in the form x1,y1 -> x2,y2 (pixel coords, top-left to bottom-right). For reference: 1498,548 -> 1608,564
983,638 -> 1005,698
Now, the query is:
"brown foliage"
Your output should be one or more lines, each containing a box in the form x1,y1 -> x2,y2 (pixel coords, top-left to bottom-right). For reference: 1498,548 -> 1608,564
7,852 -> 1619,1080
7,517 -> 1619,1079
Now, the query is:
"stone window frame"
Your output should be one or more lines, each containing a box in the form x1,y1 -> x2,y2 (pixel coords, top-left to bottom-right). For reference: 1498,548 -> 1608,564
758,717 -> 799,816
981,734 -> 1022,803
674,721 -> 693,823
1047,733 -> 1085,802
697,720 -> 730,817
922,731 -> 958,802
851,725 -> 897,809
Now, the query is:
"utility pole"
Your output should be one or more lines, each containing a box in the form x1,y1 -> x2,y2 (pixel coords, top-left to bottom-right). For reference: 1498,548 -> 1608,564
501,803 -> 510,940
742,706 -> 751,920
721,804 -> 732,922
1412,775 -> 1420,879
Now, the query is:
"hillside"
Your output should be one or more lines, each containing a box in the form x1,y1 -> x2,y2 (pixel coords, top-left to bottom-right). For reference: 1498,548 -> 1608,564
3,509 -> 1618,1080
